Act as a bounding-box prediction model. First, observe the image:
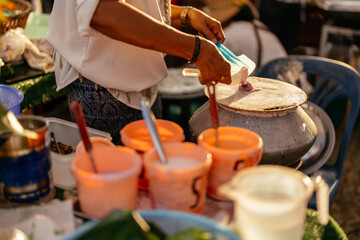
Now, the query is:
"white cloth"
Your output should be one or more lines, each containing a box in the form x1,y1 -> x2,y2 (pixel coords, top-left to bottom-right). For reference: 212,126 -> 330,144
24,37 -> 54,73
223,20 -> 287,70
46,0 -> 169,110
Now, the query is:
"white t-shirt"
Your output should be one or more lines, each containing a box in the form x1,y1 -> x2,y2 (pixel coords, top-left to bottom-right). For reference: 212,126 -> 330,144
46,0 -> 169,110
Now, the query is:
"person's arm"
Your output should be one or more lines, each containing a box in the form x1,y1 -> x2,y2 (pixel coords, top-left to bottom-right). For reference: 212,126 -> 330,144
90,0 -> 231,85
91,1 -> 194,64
170,5 -> 225,44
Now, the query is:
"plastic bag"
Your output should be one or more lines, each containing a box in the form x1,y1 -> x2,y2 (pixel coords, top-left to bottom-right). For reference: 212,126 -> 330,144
0,199 -> 75,239
0,28 -> 26,62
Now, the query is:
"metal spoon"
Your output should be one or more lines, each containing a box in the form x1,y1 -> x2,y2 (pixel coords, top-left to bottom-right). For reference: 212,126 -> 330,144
0,102 -> 39,139
141,98 -> 167,164
50,132 -> 61,153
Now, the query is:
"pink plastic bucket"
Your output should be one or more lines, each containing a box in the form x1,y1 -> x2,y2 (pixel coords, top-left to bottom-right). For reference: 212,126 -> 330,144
197,127 -> 263,201
120,119 -> 184,190
143,142 -> 212,214
70,137 -> 142,218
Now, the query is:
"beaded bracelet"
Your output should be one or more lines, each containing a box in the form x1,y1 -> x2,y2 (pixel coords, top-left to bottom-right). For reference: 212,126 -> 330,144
180,6 -> 193,27
189,35 -> 201,64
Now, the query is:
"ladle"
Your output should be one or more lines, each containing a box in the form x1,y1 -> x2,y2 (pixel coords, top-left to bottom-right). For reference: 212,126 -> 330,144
141,98 -> 167,164
70,102 -> 98,173
0,102 -> 39,139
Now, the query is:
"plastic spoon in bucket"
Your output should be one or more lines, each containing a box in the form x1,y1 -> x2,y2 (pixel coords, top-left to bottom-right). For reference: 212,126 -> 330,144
141,98 -> 167,164
70,102 -> 98,173
206,82 -> 220,147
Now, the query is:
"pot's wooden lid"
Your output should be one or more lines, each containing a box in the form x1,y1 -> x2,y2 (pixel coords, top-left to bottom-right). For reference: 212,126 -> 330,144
206,77 -> 308,112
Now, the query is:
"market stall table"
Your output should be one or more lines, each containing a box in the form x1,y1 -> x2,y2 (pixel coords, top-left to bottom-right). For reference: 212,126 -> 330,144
7,72 -> 62,111
0,12 -> 62,112
1,61 -> 62,111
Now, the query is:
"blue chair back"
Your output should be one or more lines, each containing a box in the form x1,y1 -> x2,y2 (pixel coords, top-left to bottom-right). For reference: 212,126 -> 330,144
256,55 -> 360,208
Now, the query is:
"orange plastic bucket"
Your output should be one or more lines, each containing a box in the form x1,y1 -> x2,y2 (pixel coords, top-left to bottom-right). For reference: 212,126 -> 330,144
70,137 -> 142,218
197,127 -> 263,201
75,136 -> 114,153
120,119 -> 185,190
143,142 -> 212,214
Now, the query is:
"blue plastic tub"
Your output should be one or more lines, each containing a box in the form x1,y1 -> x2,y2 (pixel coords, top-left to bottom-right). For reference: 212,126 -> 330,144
63,210 -> 241,240
0,84 -> 24,115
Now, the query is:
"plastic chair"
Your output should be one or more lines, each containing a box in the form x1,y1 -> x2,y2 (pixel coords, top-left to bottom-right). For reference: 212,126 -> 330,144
256,55 -> 360,209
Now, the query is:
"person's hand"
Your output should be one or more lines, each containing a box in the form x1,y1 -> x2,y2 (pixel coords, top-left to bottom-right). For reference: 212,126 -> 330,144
195,38 -> 232,85
187,8 -> 225,44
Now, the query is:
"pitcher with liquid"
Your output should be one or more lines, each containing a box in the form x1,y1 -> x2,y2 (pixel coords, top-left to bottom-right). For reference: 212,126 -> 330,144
218,165 -> 329,240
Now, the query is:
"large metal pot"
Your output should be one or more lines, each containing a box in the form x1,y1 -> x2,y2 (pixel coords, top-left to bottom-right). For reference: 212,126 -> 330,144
189,77 -> 317,167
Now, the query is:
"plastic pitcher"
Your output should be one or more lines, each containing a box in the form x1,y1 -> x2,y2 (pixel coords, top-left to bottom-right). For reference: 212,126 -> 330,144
218,165 -> 329,240
70,137 -> 142,219
197,126 -> 263,201
143,142 -> 212,214
120,119 -> 185,190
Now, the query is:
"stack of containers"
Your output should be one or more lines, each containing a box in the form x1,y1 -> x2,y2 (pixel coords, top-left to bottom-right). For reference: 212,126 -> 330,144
120,119 -> 185,190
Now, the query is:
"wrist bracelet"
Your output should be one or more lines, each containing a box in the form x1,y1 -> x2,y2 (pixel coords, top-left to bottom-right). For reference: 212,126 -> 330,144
189,35 -> 201,64
180,6 -> 193,27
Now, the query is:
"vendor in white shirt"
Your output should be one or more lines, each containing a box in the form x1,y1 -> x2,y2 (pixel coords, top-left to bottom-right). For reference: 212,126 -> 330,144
46,0 -> 231,145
